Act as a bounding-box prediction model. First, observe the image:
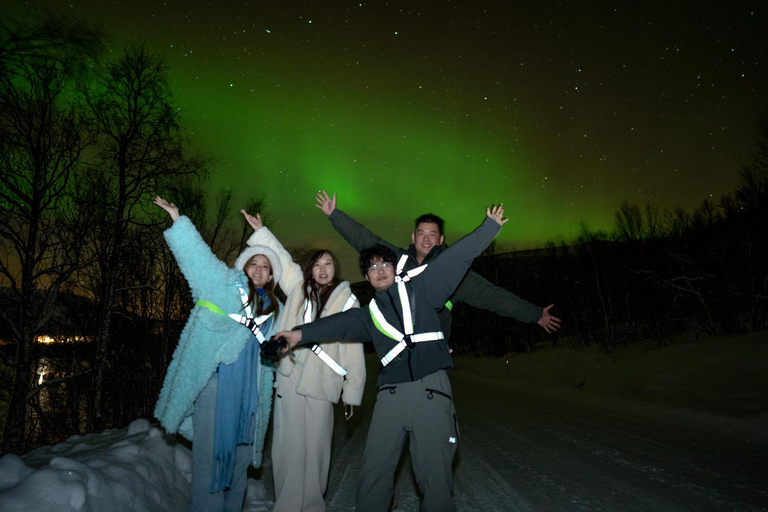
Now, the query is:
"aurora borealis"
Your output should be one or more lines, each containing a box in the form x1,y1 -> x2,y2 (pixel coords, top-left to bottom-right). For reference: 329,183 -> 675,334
4,0 -> 767,277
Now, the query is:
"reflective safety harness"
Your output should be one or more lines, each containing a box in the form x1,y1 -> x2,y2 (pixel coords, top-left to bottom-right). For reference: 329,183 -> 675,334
301,292 -> 358,376
370,255 -> 445,367
195,283 -> 273,343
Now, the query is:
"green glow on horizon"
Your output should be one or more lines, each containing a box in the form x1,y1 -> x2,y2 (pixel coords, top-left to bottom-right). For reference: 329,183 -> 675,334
170,64 -> 618,258
8,0 -> 758,280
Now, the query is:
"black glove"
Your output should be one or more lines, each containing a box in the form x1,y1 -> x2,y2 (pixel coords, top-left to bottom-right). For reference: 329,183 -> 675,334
261,336 -> 287,364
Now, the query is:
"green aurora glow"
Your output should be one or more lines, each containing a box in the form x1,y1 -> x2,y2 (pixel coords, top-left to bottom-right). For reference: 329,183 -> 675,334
5,0 -> 767,277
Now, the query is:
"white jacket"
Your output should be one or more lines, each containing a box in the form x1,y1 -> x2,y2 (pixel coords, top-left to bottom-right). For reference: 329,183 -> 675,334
247,227 -> 366,405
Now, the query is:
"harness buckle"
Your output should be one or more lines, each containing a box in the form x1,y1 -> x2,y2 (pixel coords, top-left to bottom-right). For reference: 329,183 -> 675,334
403,335 -> 414,348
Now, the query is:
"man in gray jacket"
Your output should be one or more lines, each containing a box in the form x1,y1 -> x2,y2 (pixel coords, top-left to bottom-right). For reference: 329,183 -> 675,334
315,190 -> 561,337
271,206 -> 506,512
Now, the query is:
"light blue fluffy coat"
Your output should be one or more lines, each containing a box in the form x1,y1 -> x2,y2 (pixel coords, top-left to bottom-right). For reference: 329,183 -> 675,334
154,216 -> 279,467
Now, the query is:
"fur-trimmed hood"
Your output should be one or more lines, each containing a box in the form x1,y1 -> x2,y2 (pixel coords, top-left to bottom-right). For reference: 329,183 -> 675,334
234,244 -> 283,284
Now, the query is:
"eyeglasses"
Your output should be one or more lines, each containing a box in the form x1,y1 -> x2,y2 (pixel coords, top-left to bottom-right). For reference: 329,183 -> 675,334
367,262 -> 392,273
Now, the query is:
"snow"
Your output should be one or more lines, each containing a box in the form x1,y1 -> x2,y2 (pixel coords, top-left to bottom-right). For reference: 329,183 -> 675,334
1,331 -> 767,511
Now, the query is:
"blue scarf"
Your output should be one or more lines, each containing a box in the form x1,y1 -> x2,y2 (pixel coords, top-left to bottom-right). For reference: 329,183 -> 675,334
210,288 -> 271,492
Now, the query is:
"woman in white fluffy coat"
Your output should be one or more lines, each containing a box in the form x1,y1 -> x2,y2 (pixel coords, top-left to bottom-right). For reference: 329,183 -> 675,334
154,197 -> 283,512
243,211 -> 365,512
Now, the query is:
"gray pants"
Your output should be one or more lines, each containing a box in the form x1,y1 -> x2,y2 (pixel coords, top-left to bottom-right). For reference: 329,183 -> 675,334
190,374 -> 252,512
355,370 -> 459,512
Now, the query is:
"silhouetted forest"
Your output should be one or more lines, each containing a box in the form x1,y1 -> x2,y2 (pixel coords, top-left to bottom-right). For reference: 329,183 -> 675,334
452,140 -> 768,355
1,15 -> 766,455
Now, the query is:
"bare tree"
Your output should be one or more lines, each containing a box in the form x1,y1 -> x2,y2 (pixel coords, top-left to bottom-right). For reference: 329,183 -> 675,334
0,18 -> 103,453
77,44 -> 205,431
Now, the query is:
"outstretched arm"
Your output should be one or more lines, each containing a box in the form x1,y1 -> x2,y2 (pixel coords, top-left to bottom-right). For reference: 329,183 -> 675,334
241,210 -> 303,292
154,196 -> 180,222
316,189 -> 398,254
273,307 -> 372,351
452,272 -> 560,331
420,205 -> 505,310
155,196 -> 229,298
315,190 -> 337,216
241,209 -> 263,231
537,304 -> 561,333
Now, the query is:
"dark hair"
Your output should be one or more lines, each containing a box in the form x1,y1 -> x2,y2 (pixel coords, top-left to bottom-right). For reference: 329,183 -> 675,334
414,213 -> 445,236
359,244 -> 397,276
301,250 -> 341,321
243,254 -> 280,318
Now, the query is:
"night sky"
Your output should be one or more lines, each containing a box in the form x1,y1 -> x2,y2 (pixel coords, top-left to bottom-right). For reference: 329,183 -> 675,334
6,0 -> 768,277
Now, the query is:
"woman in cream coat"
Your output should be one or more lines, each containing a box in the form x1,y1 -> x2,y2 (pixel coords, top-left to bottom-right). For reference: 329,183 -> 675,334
242,211 -> 366,512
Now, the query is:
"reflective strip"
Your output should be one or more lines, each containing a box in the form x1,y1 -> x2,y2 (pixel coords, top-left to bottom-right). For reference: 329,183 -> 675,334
379,331 -> 444,367
301,291 -> 358,375
370,298 -> 444,367
196,300 -> 226,315
342,293 -> 357,312
236,283 -> 252,318
195,297 -> 273,344
311,344 -> 347,376
395,254 -> 409,275
302,299 -> 315,324
305,291 -> 357,323
227,312 -> 274,343
380,340 -> 408,366
394,257 -> 427,284
411,331 -> 445,343
369,299 -> 403,341
398,281 -> 413,335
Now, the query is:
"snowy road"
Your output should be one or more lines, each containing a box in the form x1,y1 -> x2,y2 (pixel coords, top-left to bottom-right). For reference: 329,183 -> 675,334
309,357 -> 768,512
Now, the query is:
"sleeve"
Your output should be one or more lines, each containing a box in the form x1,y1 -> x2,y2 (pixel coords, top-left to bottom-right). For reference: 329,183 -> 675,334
339,340 -> 366,406
451,271 -> 543,324
420,217 -> 501,310
329,209 -> 399,254
163,216 -> 230,299
299,308 -> 373,345
246,226 -> 303,294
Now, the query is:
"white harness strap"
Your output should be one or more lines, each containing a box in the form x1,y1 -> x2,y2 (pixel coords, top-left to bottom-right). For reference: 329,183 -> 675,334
393,255 -> 428,335
302,292 -> 359,376
228,283 -> 274,343
369,266 -> 444,368
378,331 -> 446,366
229,312 -> 274,343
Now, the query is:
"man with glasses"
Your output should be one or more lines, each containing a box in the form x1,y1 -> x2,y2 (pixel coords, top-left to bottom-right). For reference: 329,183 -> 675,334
315,190 -> 561,337
270,206 -> 507,512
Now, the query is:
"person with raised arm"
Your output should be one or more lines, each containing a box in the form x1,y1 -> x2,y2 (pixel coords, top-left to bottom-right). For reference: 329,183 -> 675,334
268,205 -> 507,512
314,190 -> 561,336
241,210 -> 365,512
153,196 -> 282,512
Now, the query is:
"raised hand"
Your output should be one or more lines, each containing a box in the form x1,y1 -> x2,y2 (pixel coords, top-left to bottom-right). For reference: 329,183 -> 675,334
537,304 -> 562,334
154,196 -> 180,221
314,190 -> 337,216
486,204 -> 508,226
241,210 -> 263,231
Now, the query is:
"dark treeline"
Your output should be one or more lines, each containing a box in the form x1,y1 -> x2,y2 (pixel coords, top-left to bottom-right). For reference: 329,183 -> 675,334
452,131 -> 768,355
0,15 -> 266,454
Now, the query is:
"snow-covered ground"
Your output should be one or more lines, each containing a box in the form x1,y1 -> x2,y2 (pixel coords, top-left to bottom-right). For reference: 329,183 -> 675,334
1,331 -> 766,511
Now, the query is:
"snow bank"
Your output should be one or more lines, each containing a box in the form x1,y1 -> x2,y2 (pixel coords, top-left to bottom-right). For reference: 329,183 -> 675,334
0,419 -> 272,512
